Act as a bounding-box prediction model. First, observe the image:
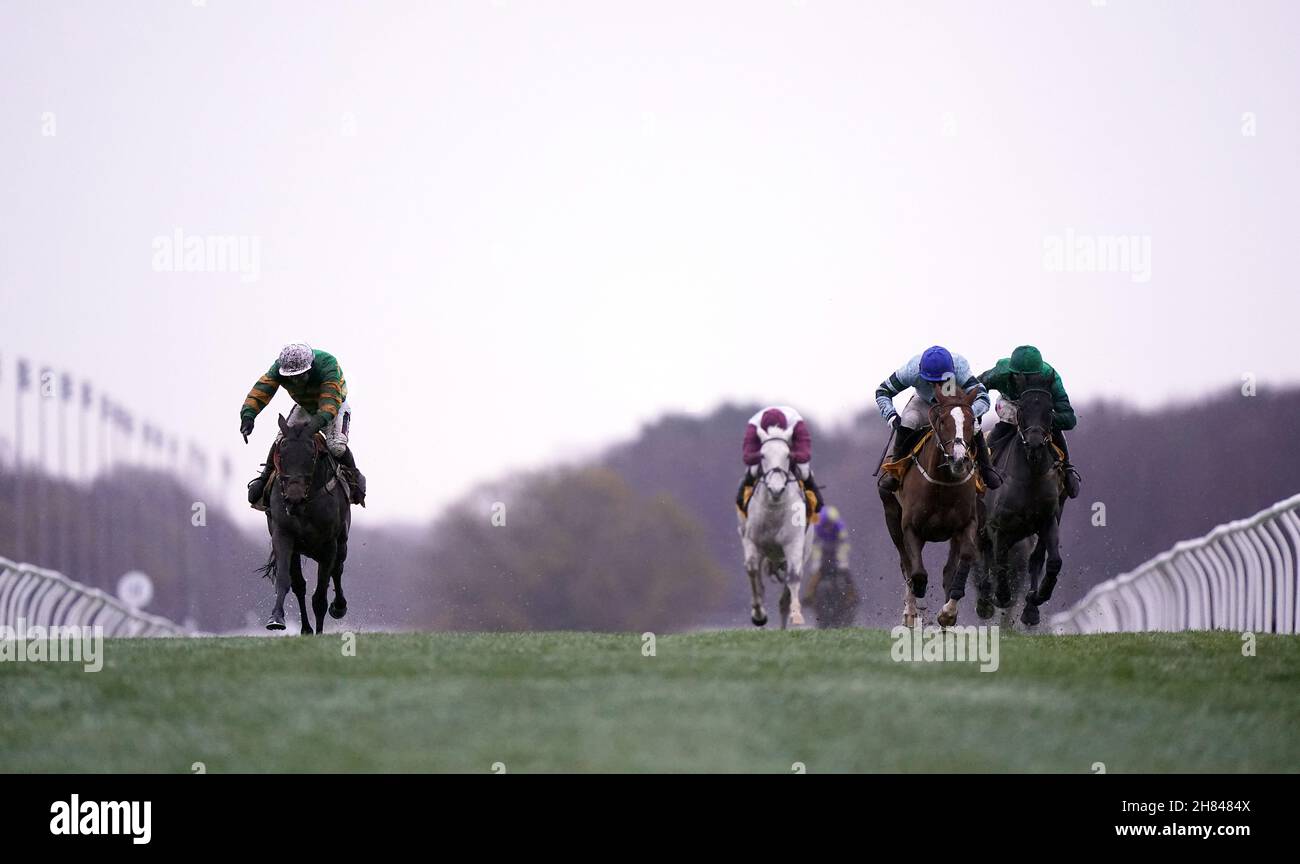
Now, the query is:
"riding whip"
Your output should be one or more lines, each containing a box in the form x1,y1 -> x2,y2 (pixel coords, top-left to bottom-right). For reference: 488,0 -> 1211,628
872,426 -> 896,477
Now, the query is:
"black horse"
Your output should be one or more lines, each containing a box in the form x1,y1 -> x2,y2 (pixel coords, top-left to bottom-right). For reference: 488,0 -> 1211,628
975,376 -> 1067,626
257,414 -> 351,633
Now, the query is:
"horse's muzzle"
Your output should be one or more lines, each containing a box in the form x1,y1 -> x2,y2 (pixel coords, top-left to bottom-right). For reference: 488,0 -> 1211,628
282,478 -> 309,505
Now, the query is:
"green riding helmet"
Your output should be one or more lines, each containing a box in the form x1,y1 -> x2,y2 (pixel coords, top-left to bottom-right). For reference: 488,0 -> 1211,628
1008,345 -> 1048,375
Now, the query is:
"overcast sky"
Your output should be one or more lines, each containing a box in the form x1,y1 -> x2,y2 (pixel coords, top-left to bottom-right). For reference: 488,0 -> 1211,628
2,0 -> 1298,525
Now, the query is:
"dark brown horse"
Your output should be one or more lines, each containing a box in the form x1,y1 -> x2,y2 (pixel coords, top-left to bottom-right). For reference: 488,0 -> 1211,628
256,414 -> 351,634
974,375 -> 1067,627
879,386 -> 980,627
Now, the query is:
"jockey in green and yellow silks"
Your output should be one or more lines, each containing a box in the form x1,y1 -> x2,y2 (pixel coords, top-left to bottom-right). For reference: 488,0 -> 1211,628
240,343 -> 366,507
978,345 -> 1081,498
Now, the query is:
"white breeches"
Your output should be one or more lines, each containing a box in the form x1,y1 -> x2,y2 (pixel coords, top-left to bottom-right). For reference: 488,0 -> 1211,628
898,395 -> 930,430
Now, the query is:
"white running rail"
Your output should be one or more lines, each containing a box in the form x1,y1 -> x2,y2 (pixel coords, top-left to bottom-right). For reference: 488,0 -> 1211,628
0,556 -> 188,637
1050,493 -> 1300,634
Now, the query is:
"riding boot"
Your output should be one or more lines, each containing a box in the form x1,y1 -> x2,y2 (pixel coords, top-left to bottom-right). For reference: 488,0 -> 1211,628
337,446 -> 367,506
736,472 -> 753,514
974,430 -> 1002,490
1051,429 -> 1081,498
247,441 -> 277,507
877,427 -> 916,492
803,472 -> 825,513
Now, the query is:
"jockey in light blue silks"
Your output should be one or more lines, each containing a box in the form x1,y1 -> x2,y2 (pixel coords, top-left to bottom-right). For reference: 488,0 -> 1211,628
874,345 -> 1001,492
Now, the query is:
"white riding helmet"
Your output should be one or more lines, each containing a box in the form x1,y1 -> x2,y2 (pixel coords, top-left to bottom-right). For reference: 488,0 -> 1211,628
277,342 -> 314,377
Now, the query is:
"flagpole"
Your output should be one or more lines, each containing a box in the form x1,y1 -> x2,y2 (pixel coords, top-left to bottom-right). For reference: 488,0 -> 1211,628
79,383 -> 90,482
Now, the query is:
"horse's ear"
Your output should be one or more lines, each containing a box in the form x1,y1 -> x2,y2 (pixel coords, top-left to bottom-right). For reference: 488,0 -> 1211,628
277,414 -> 289,434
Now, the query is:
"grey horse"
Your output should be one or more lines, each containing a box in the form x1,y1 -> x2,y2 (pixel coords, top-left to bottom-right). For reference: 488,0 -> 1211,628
738,429 -> 812,629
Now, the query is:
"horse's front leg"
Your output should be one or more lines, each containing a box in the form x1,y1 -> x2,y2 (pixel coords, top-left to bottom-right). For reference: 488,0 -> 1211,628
938,522 -> 978,627
311,548 -> 336,634
784,534 -> 807,629
290,552 -> 312,635
937,538 -> 961,627
974,523 -> 995,618
903,528 -> 928,600
990,532 -> 1015,609
1023,520 -> 1063,626
881,489 -> 909,580
744,542 -> 767,627
902,527 -> 927,626
267,532 -> 294,631
328,533 -> 348,620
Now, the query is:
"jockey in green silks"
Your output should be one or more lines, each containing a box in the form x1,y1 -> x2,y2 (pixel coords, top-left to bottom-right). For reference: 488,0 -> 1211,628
240,342 -> 366,507
978,344 -> 1081,498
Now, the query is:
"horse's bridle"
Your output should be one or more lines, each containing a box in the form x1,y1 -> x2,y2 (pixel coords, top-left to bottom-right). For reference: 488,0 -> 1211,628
1012,387 -> 1054,446
926,402 -> 975,473
755,439 -> 796,497
275,434 -> 324,504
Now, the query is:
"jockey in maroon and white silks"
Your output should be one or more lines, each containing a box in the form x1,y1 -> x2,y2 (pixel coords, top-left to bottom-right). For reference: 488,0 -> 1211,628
736,406 -> 824,514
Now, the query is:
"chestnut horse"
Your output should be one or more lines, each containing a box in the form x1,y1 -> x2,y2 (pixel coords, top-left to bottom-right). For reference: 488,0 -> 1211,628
878,386 -> 980,627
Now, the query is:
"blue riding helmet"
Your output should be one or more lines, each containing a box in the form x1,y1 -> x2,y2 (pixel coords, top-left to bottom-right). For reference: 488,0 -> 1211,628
919,345 -> 955,382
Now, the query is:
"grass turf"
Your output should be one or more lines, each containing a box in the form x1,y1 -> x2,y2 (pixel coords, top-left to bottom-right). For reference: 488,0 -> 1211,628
1,629 -> 1296,773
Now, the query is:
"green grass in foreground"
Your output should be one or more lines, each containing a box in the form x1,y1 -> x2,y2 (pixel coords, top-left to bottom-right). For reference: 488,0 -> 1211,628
1,629 -> 1296,772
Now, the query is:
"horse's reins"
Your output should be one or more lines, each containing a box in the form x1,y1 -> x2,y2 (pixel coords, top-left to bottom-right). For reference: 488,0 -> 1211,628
998,387 -> 1068,487
275,433 -> 342,506
1011,387 -> 1057,453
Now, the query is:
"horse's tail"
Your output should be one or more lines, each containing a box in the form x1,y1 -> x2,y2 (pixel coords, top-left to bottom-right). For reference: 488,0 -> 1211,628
256,547 -> 276,582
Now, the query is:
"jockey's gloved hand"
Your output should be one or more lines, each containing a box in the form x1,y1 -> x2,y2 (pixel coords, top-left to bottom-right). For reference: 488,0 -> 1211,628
307,413 -> 330,434
239,415 -> 255,440
887,413 -> 901,431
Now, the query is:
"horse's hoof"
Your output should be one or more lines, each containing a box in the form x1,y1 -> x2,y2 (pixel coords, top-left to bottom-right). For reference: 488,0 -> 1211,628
751,613 -> 768,627
329,600 -> 347,620
790,612 -> 805,628
1020,603 -> 1041,627
903,612 -> 917,628
994,587 -> 1013,609
976,597 -> 995,620
937,607 -> 958,628
266,616 -> 286,631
